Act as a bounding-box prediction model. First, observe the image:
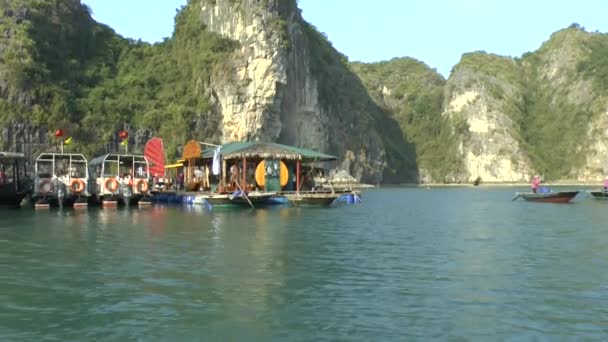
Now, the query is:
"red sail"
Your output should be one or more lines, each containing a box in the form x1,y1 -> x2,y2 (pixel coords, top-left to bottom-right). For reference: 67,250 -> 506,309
144,137 -> 165,178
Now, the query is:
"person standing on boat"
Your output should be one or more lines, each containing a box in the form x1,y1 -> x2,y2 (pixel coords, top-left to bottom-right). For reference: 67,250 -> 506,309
177,171 -> 184,191
531,175 -> 541,193
603,176 -> 608,190
230,163 -> 238,188
194,167 -> 203,181
202,164 -> 210,190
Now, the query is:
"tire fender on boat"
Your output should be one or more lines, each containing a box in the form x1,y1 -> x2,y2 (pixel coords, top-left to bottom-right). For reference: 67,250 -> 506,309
39,179 -> 53,194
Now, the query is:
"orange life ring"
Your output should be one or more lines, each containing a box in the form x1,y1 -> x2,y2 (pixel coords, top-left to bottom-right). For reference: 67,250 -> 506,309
136,179 -> 149,193
39,179 -> 53,194
104,178 -> 119,193
70,179 -> 85,194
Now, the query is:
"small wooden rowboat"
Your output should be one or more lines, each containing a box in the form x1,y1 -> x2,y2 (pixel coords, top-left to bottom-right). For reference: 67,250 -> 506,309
513,190 -> 579,203
588,190 -> 608,199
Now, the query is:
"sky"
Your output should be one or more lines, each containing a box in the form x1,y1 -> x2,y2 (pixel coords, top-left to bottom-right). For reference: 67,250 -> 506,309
82,0 -> 608,77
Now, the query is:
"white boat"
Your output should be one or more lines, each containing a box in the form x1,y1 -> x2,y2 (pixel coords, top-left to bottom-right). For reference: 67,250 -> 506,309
32,153 -> 90,209
89,153 -> 151,207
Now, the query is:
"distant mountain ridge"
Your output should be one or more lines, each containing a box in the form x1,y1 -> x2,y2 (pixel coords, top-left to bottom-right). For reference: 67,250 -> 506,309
0,1 -> 606,183
353,24 -> 608,182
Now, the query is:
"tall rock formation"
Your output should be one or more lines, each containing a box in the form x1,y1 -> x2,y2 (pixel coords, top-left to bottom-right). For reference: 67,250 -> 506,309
442,26 -> 608,182
197,0 -> 415,183
1,2 -> 607,183
443,53 -> 533,182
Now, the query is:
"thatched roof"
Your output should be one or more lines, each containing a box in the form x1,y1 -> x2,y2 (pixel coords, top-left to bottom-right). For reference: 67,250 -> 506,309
199,142 -> 337,162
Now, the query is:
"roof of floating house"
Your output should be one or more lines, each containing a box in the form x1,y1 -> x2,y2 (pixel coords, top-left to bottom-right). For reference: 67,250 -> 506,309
182,141 -> 337,162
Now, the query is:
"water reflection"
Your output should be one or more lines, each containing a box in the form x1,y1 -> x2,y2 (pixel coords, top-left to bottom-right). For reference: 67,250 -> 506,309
2,189 -> 608,340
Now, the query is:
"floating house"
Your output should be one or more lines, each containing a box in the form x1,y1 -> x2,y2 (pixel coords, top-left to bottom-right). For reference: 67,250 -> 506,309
168,141 -> 352,207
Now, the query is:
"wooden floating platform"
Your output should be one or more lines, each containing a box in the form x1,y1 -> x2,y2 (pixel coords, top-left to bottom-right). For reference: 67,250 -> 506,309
73,202 -> 88,209
102,200 -> 118,208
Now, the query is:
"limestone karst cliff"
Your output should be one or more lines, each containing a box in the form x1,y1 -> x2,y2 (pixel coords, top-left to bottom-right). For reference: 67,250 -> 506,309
351,25 -> 608,182
0,0 -> 415,183
196,0 -> 415,183
0,1 -> 607,183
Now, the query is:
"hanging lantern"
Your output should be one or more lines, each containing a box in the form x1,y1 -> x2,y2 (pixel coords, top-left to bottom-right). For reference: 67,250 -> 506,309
118,130 -> 128,140
54,129 -> 64,138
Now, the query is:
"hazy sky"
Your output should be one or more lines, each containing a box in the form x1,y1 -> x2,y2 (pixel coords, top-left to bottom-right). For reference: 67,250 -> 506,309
82,0 -> 608,77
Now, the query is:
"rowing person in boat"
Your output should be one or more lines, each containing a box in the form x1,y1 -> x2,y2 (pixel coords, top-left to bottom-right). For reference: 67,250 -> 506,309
531,175 -> 541,193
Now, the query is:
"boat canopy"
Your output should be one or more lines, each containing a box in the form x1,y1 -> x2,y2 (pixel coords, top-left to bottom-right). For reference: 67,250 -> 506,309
89,153 -> 149,178
182,141 -> 337,162
35,153 -> 88,179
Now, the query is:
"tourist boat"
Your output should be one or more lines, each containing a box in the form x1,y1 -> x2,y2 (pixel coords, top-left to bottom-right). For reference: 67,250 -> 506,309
32,153 -> 90,208
89,153 -> 152,207
0,152 -> 32,207
587,190 -> 608,199
513,190 -> 579,203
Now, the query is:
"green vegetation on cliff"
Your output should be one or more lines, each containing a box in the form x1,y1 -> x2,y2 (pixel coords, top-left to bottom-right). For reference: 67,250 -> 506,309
351,58 -> 460,181
0,0 -> 236,159
1,1 -> 606,182
302,24 -> 418,182
447,28 -> 604,180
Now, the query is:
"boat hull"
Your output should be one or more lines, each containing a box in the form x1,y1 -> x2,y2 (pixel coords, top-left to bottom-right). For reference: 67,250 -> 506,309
0,192 -> 28,207
284,193 -> 340,206
588,190 -> 608,199
32,194 -> 88,209
517,191 -> 579,203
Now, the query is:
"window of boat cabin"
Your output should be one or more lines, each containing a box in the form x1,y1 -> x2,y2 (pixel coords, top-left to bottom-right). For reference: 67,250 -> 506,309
0,162 -> 15,184
37,159 -> 53,178
134,157 -> 147,178
55,155 -> 86,178
102,159 -> 117,177
17,159 -> 26,183
118,156 -> 133,178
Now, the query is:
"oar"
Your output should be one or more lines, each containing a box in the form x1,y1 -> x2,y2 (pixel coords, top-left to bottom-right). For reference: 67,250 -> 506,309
512,193 -> 521,201
235,181 -> 254,209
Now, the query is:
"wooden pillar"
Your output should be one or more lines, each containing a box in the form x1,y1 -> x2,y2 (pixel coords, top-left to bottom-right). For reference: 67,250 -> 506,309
296,159 -> 301,193
242,157 -> 247,189
187,159 -> 191,183
221,158 -> 227,190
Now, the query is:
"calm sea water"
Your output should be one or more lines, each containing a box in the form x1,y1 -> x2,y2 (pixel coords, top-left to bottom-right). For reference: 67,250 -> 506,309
1,187 -> 608,340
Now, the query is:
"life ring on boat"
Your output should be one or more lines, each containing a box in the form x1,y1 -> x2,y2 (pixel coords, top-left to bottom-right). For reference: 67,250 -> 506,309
104,178 -> 119,193
136,179 -> 149,193
39,179 -> 53,194
70,179 -> 85,194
